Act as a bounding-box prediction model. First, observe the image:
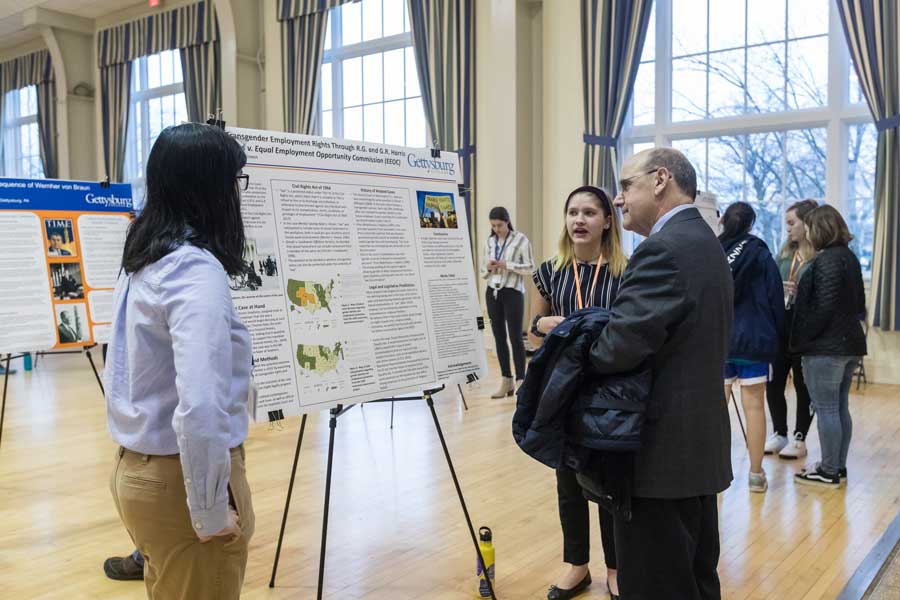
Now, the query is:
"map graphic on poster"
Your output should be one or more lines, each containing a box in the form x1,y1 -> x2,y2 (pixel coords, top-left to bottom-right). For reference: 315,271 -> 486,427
287,279 -> 334,314
0,178 -> 132,353
228,127 -> 486,419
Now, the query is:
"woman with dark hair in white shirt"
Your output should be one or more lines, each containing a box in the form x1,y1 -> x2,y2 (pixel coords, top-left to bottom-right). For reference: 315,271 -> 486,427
106,123 -> 254,599
480,206 -> 535,398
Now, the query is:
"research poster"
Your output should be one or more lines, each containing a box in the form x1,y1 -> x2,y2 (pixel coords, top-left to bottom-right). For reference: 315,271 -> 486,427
228,127 -> 486,420
0,178 -> 132,353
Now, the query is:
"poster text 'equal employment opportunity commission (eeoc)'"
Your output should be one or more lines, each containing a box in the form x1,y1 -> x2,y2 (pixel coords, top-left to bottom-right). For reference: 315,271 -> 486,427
229,127 -> 486,420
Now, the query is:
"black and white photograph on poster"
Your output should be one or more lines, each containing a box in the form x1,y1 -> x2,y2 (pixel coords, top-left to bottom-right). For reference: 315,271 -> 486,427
230,237 -> 280,292
49,262 -> 84,300
44,218 -> 77,257
55,302 -> 88,344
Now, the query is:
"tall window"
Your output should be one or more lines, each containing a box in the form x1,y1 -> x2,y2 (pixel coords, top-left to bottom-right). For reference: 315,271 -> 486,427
1,86 -> 44,178
124,49 -> 188,205
623,0 -> 874,274
320,0 -> 427,147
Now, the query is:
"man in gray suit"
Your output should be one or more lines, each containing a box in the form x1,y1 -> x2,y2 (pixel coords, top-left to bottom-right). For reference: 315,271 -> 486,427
589,148 -> 733,599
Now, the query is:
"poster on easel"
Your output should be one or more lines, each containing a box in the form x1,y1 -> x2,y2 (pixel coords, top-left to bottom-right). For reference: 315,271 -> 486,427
0,178 -> 133,354
228,127 -> 487,420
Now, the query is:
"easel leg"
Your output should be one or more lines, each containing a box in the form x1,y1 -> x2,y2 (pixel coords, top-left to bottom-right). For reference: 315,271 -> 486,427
731,391 -> 747,447
84,348 -> 105,397
457,384 -> 469,411
317,404 -> 342,600
425,393 -> 497,599
390,400 -> 395,429
269,413 -> 308,588
1,354 -> 11,450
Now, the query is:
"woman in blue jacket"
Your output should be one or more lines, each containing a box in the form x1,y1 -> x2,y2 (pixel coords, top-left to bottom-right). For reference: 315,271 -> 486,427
719,202 -> 785,493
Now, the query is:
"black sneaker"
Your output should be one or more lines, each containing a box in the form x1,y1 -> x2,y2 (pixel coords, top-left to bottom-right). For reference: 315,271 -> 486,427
795,466 -> 840,488
839,468 -> 848,486
103,554 -> 144,581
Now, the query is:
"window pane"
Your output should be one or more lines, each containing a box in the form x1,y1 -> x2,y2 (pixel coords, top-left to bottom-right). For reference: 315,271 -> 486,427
149,97 -> 163,139
344,106 -> 363,140
384,0 -> 404,37
363,53 -> 384,104
672,0 -> 706,57
708,49 -> 745,117
641,4 -> 656,61
364,103 -> 384,143
161,49 -> 176,86
747,0 -> 786,46
788,0 -> 828,38
322,110 -> 333,138
849,66 -> 866,104
784,128 -> 827,201
672,138 -> 707,193
672,56 -> 707,121
148,53 -> 161,89
710,0 -> 745,52
707,135 -> 747,210
405,47 -> 420,97
343,57 -> 363,107
362,0 -> 383,41
342,2 -> 362,46
746,43 -> 786,112
175,93 -> 187,124
324,13 -> 332,51
322,63 -> 333,111
406,98 -> 426,147
786,37 -> 828,109
21,86 -> 37,116
403,0 -> 410,32
847,123 -> 876,275
384,100 -> 405,145
384,49 -> 405,100
632,61 -> 655,126
745,131 -> 787,252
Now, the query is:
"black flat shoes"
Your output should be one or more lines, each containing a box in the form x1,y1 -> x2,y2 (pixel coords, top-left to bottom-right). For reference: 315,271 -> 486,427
547,571 -> 592,600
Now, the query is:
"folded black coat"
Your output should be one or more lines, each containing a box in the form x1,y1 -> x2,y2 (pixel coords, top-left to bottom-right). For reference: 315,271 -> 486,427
512,307 -> 652,517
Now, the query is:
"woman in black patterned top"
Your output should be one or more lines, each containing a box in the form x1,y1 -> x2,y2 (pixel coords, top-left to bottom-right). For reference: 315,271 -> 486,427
529,185 -> 627,600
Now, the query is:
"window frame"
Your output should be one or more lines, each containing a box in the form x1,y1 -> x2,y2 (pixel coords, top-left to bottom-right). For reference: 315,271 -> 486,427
622,0 -> 874,266
320,3 -> 425,145
1,86 -> 43,179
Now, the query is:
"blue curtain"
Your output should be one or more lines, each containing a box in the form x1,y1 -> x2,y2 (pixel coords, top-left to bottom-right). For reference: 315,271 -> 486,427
581,0 -> 654,192
407,0 -> 476,239
836,0 -> 900,330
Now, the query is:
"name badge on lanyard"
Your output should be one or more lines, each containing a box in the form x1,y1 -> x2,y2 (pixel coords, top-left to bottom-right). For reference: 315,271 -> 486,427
572,255 -> 603,310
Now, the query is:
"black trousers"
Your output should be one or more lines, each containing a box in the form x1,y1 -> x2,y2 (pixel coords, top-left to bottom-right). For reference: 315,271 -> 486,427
614,495 -> 720,600
557,466 -> 616,568
485,288 -> 526,380
766,348 -> 813,438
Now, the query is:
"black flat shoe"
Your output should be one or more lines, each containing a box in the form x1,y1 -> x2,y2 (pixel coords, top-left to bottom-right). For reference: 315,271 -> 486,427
547,572 -> 592,600
608,581 -> 619,599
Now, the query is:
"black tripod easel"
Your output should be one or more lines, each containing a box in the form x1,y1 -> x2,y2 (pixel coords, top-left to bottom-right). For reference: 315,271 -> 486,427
1,345 -> 106,452
268,386 -> 497,599
730,390 -> 748,447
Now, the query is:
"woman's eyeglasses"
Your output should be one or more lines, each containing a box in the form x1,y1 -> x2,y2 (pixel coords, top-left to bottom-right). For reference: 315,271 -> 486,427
236,174 -> 250,191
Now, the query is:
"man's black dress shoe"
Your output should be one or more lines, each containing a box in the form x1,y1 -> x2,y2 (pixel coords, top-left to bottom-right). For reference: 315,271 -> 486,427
547,571 -> 591,599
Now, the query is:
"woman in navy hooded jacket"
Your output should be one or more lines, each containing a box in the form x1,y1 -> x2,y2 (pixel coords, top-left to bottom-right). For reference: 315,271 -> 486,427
719,202 -> 785,493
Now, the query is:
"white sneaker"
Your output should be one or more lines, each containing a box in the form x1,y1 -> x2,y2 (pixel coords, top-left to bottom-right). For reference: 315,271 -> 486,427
749,470 -> 768,493
764,434 -> 788,455
779,433 -> 807,459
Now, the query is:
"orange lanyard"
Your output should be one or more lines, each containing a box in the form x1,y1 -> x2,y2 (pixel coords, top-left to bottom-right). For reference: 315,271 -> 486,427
788,252 -> 803,281
572,255 -> 603,310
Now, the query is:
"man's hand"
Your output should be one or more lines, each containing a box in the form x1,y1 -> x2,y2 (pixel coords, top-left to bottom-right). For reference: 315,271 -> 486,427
198,508 -> 241,543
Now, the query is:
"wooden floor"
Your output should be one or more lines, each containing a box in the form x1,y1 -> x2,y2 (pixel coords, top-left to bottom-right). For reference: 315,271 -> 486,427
1,353 -> 898,599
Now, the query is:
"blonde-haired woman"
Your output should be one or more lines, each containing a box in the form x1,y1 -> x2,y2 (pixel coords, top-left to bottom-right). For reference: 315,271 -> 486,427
765,199 -> 818,459
530,185 -> 627,600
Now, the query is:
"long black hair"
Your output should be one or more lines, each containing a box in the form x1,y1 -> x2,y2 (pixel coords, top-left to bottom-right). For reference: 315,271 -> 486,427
488,206 -> 514,237
718,201 -> 756,242
121,123 -> 247,276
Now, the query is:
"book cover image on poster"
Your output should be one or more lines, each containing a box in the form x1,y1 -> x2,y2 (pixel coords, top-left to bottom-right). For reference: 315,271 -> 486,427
45,218 -> 77,257
230,237 -> 279,292
55,302 -> 89,345
417,191 -> 458,229
49,262 -> 84,300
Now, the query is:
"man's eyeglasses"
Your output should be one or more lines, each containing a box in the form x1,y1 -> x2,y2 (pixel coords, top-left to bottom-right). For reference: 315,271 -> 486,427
236,174 -> 250,191
617,168 -> 660,195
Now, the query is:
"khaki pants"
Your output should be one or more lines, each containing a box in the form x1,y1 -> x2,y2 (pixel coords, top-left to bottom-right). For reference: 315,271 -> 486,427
110,445 -> 255,599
